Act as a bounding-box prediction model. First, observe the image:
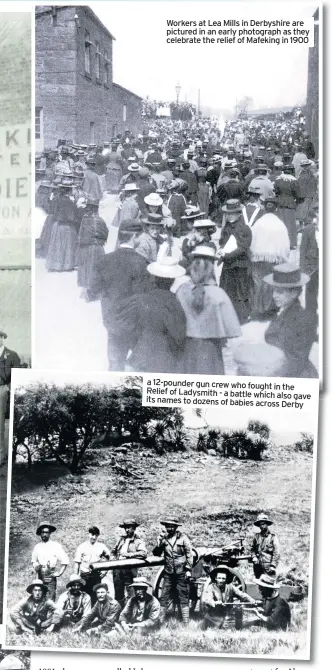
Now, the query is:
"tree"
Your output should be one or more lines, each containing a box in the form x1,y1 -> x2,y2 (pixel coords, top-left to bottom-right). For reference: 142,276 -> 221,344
13,381 -> 187,473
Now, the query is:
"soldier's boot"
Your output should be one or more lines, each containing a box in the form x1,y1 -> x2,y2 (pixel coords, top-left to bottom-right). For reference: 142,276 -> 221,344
180,605 -> 190,625
159,606 -> 168,625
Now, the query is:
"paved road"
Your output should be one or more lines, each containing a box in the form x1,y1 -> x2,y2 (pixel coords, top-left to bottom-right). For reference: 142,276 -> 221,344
35,194 -> 119,370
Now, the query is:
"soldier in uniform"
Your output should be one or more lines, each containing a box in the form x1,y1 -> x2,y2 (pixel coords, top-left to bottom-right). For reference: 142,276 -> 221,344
152,517 -> 193,625
250,573 -> 291,631
112,519 -> 147,608
250,513 -> 280,579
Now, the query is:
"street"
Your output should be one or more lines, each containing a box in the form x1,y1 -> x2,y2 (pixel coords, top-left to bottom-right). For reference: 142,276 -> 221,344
35,195 -> 318,374
35,193 -> 119,370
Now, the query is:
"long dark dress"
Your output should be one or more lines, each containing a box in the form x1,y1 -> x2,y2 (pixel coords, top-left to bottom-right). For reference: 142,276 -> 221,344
124,289 -> 187,373
77,212 -> 109,288
38,194 -> 58,259
105,151 -> 122,193
265,299 -> 317,377
219,221 -> 252,324
46,195 -> 78,272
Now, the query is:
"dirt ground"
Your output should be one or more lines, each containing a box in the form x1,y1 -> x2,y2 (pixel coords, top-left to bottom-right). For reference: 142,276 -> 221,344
5,435 -> 314,656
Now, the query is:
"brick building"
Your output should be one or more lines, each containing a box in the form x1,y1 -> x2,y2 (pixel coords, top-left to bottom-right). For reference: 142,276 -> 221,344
0,13 -> 31,362
35,5 -> 143,150
306,8 -> 319,156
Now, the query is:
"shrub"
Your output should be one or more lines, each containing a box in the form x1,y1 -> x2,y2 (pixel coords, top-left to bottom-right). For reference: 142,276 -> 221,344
247,420 -> 271,440
294,433 -> 314,454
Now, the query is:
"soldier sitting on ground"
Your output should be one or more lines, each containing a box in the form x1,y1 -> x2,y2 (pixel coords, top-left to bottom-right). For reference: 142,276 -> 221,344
8,579 -> 56,636
73,582 -> 120,637
246,574 -> 291,631
53,574 -> 91,629
118,578 -> 161,635
201,566 -> 256,629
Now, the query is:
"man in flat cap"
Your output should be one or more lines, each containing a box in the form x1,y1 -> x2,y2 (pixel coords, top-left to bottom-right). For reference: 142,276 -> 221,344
118,577 -> 160,634
8,579 -> 56,635
74,582 -> 120,637
112,519 -> 147,607
0,331 -> 20,467
152,517 -> 193,625
250,513 -> 280,579
53,574 -> 91,629
31,522 -> 69,600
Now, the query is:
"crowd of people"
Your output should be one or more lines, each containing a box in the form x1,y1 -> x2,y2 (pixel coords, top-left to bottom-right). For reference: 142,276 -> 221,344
35,110 -> 319,378
8,514 -> 290,641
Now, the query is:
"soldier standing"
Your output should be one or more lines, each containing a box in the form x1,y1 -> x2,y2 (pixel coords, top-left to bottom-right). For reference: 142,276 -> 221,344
152,517 -> 193,625
250,513 -> 280,579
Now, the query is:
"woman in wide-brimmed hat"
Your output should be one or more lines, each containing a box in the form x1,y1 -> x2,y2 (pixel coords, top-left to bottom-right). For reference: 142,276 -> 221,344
262,263 -> 317,377
124,258 -> 187,373
46,177 -> 79,272
175,244 -> 241,375
77,200 -> 109,294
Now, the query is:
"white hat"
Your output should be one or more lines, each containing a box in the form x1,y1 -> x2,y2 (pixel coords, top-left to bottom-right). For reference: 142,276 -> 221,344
144,193 -> 163,207
147,257 -> 186,279
193,218 -> 215,228
191,244 -> 217,260
122,183 -> 139,192
128,162 -> 140,172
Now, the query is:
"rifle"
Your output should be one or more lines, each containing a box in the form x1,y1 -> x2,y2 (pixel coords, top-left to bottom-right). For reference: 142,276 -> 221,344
231,600 -> 263,612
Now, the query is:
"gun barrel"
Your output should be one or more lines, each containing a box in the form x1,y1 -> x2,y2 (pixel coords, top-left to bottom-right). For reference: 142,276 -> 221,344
92,555 -> 165,571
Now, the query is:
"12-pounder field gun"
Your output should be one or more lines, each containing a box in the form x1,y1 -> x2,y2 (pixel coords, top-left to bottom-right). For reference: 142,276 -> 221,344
92,537 -> 252,613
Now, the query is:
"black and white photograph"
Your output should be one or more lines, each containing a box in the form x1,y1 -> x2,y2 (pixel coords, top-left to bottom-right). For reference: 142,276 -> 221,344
34,2 -> 320,378
0,10 -> 31,622
3,369 -> 319,658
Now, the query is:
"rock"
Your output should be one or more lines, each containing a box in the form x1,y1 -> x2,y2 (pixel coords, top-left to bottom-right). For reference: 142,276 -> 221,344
207,449 -> 217,456
115,446 -> 128,454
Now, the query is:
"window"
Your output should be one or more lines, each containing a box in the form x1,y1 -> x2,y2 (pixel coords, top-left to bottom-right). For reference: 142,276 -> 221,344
123,104 -> 127,122
103,49 -> 109,85
84,30 -> 91,74
95,41 -> 101,80
35,107 -> 43,139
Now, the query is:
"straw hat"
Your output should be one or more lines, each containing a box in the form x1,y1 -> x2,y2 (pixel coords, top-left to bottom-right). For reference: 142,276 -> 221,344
128,162 -> 140,172
221,199 -> 242,214
255,574 -> 280,590
129,577 -> 151,590
144,193 -> 163,207
263,263 -> 310,288
122,183 -> 139,193
193,218 -> 215,229
26,579 -> 48,595
190,244 -> 217,260
36,522 -> 56,535
254,513 -> 273,527
160,516 -> 182,526
119,518 -> 140,528
147,258 -> 186,279
66,574 -> 86,589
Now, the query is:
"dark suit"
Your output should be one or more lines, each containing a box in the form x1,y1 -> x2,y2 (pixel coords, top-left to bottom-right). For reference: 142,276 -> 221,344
265,300 -> 317,377
0,346 -> 21,463
87,247 -> 151,370
300,224 -> 319,316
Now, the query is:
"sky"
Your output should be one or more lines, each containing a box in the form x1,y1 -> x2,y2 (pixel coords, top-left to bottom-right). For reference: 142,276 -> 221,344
90,1 -> 317,115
